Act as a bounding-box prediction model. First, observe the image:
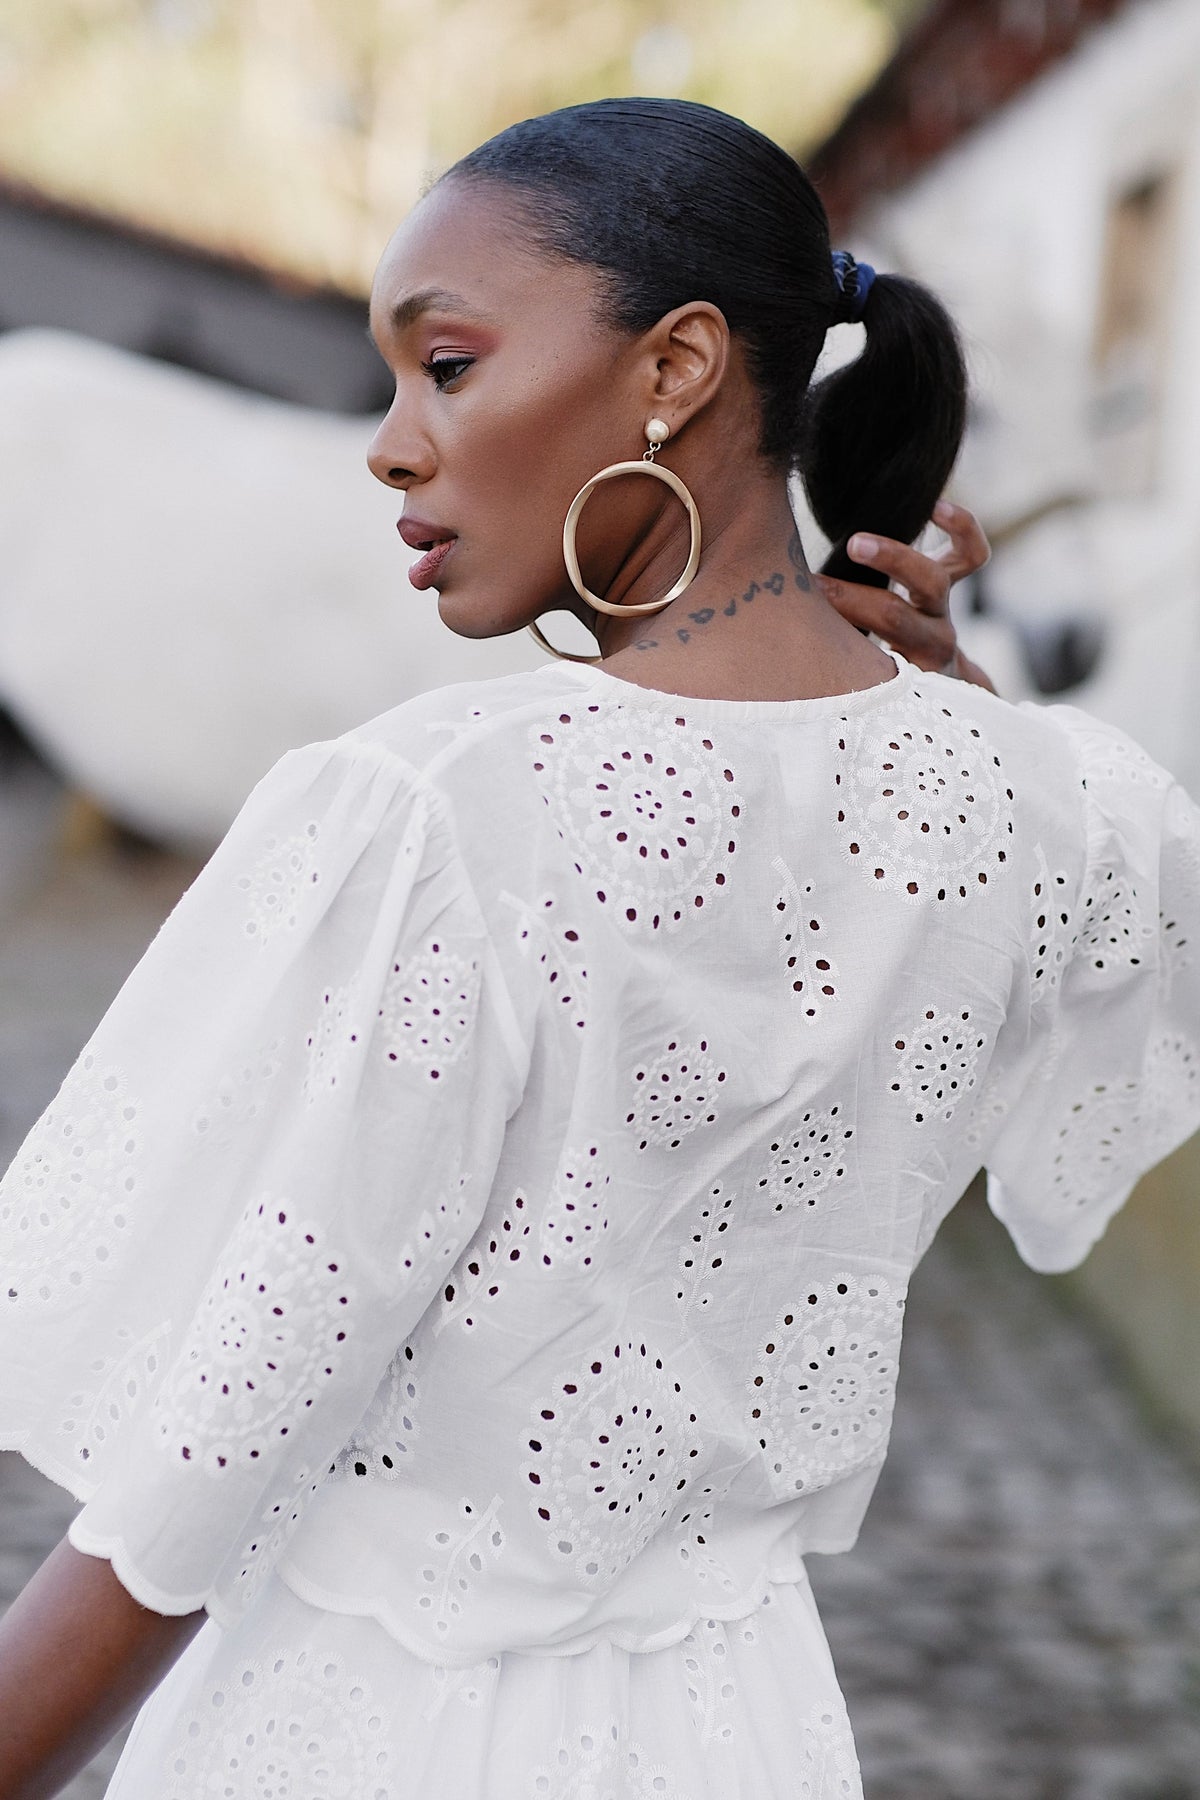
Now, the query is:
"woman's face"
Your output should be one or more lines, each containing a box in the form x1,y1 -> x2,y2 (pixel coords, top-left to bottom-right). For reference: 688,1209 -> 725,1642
367,178 -> 662,639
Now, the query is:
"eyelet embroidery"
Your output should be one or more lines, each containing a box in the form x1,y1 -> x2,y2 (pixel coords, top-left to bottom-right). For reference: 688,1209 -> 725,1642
539,1144 -> 610,1268
167,1649 -> 393,1799
377,938 -> 480,1080
796,1697 -> 862,1798
238,821 -> 320,943
60,1319 -> 171,1472
333,1344 -> 418,1481
833,699 -> 1014,902
434,1193 -> 532,1336
626,1036 -> 727,1151
524,1340 -> 703,1586
395,1175 -> 472,1291
418,1654 -> 501,1723
232,1464 -> 322,1607
749,1275 -> 905,1496
0,1054 -> 140,1308
1048,1034 -> 1200,1214
755,1107 -> 855,1213
682,1615 -> 742,1745
304,984 -> 362,1104
152,1197 -> 354,1475
1029,848 -> 1073,1011
506,892 -> 590,1031
890,1007 -> 988,1126
417,1494 -> 505,1639
532,1723 -> 686,1798
193,1046 -> 284,1141
674,1478 -> 741,1596
772,857 -> 838,1016
531,708 -> 740,930
676,1185 -> 735,1318
1075,862 -> 1153,978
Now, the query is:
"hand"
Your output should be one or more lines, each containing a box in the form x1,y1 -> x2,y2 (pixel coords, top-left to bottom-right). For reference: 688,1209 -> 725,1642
816,499 -> 997,694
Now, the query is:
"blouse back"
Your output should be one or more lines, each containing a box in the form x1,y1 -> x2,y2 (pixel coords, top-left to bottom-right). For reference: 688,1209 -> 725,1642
2,650 -> 1197,1666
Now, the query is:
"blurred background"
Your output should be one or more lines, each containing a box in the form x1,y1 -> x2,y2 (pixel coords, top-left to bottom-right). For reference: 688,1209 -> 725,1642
1,1 -> 1199,1795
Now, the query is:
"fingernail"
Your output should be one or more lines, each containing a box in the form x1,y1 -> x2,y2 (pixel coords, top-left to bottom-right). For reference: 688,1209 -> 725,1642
933,500 -> 955,523
849,534 -> 878,559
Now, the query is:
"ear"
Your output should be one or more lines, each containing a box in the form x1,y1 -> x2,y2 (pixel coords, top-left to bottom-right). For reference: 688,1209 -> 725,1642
641,302 -> 730,432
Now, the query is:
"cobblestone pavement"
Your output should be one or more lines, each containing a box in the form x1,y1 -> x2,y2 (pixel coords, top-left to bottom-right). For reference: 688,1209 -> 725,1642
1,845 -> 1199,1799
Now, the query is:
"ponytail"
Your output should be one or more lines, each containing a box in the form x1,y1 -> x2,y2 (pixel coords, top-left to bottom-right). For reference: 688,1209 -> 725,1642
798,274 -> 968,588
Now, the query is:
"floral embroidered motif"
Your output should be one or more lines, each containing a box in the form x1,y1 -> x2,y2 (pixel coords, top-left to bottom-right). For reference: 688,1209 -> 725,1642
531,707 -> 740,930
65,1320 -> 171,1473
525,1340 -> 703,1585
531,1724 -> 687,1798
833,699 -> 1013,902
749,1275 -> 905,1496
193,1045 -> 284,1141
167,1649 -> 393,1799
1075,862 -> 1153,979
681,1616 -> 741,1746
392,1177 -> 474,1296
626,1036 -> 726,1151
238,821 -> 320,943
676,1185 -> 735,1317
890,1007 -> 988,1126
377,938 -> 480,1080
152,1197 -> 353,1475
232,1464 -> 322,1608
303,984 -> 362,1104
673,1478 -> 741,1596
417,1495 -> 505,1639
1049,1034 -> 1200,1213
772,857 -> 838,1017
434,1193 -> 532,1336
418,1655 -> 501,1724
755,1108 -> 855,1213
333,1344 -> 418,1481
1029,848 -> 1073,1011
796,1696 -> 862,1798
0,1054 -> 140,1307
505,892 -> 590,1031
539,1144 -> 610,1268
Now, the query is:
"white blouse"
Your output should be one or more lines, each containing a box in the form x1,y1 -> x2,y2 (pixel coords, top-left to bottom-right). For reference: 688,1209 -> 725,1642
2,649 -> 1198,1678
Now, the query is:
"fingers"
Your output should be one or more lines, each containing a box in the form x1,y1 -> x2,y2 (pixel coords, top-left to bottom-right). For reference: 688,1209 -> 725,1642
844,532 -> 952,617
816,571 -> 958,674
931,499 -> 991,581
842,502 -> 991,614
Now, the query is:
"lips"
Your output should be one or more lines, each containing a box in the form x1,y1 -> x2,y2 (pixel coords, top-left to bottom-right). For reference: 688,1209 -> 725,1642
397,515 -> 458,592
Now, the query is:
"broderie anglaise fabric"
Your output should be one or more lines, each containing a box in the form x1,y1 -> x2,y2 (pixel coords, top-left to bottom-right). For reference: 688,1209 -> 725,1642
3,654 -> 1199,1800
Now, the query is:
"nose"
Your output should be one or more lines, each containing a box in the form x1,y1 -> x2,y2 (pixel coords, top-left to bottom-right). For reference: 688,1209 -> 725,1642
367,397 -> 434,490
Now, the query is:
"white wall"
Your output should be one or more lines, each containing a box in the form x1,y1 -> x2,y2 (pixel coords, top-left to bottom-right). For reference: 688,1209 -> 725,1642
853,0 -> 1200,789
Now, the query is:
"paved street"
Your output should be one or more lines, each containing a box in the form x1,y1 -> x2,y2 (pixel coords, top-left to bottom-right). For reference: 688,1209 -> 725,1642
1,841 -> 1199,1798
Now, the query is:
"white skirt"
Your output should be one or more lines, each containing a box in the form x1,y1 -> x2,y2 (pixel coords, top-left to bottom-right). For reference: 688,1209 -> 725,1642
106,1569 -> 862,1799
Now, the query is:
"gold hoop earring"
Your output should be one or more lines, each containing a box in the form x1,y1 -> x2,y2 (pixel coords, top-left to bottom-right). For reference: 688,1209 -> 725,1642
564,419 -> 701,616
527,420 -> 702,662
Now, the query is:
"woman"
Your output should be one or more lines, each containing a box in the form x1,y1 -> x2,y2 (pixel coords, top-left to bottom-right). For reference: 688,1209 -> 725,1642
0,98 -> 1196,1799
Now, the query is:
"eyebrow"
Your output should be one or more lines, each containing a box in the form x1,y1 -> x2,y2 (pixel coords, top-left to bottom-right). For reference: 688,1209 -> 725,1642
388,286 -> 491,333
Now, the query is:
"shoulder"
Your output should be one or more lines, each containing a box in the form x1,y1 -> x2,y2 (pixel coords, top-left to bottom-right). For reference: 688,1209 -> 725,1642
336,665 -> 580,781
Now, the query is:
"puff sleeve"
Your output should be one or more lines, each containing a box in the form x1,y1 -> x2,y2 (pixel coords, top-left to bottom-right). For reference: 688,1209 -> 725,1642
0,735 -> 530,1620
985,706 -> 1200,1273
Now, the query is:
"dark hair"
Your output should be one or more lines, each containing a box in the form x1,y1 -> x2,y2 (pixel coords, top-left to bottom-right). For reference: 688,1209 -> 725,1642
446,97 -> 967,586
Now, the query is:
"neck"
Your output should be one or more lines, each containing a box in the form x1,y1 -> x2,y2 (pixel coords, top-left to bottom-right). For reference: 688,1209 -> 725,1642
590,470 -> 894,701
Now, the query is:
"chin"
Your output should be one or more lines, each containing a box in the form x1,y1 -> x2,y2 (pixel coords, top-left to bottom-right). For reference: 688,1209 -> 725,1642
436,588 -> 523,641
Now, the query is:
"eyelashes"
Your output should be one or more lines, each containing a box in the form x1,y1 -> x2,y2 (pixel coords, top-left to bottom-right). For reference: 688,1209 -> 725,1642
421,354 -> 474,391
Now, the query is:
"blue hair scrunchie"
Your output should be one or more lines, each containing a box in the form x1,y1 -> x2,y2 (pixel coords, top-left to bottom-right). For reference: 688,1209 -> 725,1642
830,250 -> 877,325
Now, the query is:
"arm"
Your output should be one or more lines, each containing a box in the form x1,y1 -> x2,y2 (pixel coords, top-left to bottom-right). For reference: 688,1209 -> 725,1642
0,1535 -> 204,1800
817,499 -> 997,694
